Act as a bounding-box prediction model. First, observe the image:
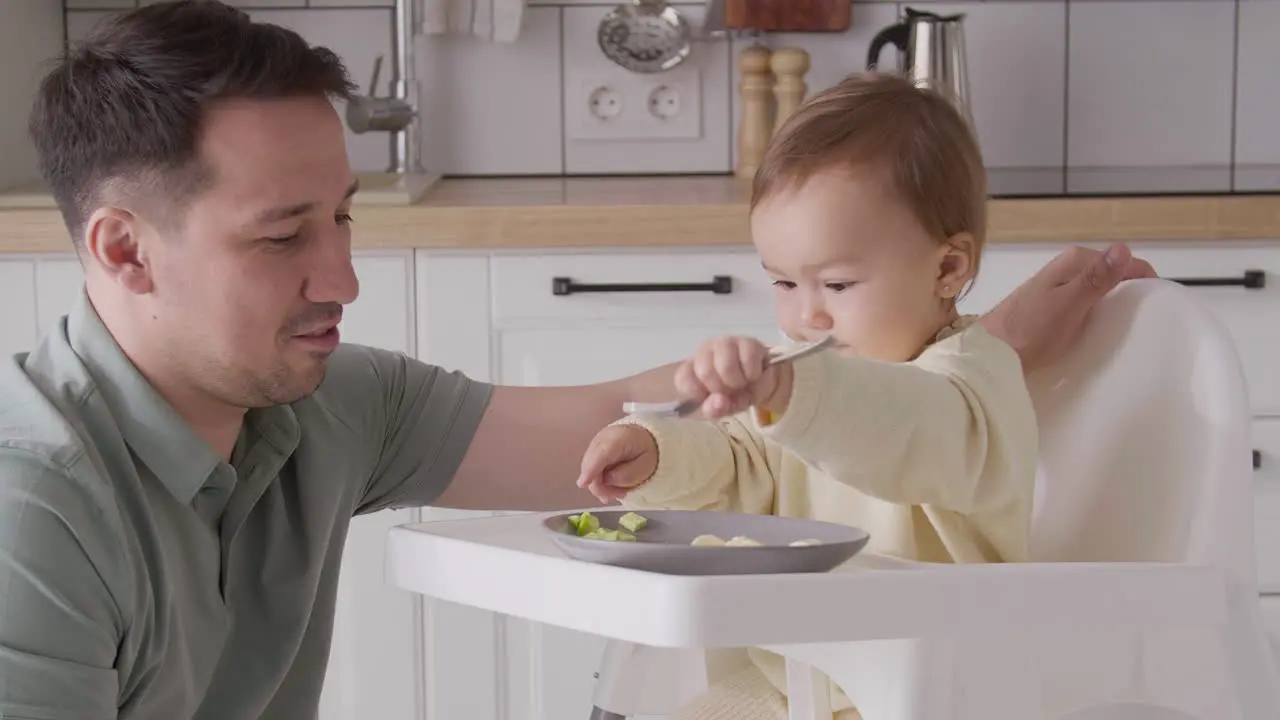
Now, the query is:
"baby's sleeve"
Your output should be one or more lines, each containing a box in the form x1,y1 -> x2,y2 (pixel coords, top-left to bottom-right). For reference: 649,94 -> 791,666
756,327 -> 1038,516
617,414 -> 779,515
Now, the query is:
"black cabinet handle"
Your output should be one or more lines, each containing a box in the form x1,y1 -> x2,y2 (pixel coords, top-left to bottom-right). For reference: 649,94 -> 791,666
1169,270 -> 1265,289
1255,449 -> 1263,470
552,275 -> 733,296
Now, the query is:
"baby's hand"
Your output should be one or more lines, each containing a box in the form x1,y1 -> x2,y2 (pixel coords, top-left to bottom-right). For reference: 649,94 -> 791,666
676,336 -> 793,419
576,425 -> 660,504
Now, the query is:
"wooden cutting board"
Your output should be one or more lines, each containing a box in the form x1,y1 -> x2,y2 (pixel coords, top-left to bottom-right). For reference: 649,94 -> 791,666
724,0 -> 852,32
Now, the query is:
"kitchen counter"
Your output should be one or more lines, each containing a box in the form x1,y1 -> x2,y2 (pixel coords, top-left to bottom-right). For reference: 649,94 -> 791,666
2,175 -> 1279,253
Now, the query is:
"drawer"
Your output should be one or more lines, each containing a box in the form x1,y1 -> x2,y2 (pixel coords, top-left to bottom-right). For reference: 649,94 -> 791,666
1256,419 -> 1280,592
490,249 -> 775,326
968,243 -> 1280,414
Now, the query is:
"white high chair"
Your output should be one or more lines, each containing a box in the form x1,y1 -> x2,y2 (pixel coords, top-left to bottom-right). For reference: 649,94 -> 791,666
587,278 -> 1280,720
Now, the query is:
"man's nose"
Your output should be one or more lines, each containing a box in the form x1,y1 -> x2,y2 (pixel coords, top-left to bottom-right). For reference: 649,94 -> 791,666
305,236 -> 359,305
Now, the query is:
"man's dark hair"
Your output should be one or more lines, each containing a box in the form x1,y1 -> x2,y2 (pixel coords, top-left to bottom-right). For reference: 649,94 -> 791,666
29,0 -> 356,245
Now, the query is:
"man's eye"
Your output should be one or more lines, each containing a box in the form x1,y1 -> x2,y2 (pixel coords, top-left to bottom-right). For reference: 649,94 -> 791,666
337,213 -> 354,226
265,233 -> 300,245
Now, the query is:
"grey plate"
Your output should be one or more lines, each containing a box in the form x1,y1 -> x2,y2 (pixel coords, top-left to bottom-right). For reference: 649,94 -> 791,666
542,510 -> 870,576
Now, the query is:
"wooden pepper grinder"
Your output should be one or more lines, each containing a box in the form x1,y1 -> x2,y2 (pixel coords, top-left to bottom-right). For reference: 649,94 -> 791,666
771,47 -> 810,135
736,44 -> 774,180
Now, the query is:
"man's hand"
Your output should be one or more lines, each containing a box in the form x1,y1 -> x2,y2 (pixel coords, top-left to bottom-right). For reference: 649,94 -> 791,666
576,424 -> 660,503
979,243 -> 1157,373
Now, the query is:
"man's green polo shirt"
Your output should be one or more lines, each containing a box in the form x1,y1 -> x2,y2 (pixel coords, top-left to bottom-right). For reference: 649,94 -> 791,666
0,292 -> 492,719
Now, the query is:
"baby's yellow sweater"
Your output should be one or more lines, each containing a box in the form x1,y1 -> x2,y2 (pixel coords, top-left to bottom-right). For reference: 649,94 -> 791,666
618,318 -> 1039,715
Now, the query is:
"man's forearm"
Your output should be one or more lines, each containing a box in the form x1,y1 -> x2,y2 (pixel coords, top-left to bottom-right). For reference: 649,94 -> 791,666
433,362 -> 680,511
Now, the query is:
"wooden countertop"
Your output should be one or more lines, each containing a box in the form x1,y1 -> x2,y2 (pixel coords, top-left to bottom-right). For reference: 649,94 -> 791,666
2,176 -> 1279,254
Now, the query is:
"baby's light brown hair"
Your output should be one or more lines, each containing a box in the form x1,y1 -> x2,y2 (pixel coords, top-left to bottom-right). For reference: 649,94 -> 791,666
752,71 -> 988,281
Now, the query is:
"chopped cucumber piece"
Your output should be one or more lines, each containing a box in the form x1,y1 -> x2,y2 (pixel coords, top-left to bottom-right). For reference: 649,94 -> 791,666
618,512 -> 648,532
567,514 -> 582,531
575,511 -> 600,536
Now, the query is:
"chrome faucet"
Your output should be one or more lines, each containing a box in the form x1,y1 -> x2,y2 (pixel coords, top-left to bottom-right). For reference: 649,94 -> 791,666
344,0 -> 419,174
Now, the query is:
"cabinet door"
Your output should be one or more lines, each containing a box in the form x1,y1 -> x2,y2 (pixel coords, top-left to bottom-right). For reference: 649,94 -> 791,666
497,319 -> 780,720
319,251 -> 422,720
0,260 -> 38,360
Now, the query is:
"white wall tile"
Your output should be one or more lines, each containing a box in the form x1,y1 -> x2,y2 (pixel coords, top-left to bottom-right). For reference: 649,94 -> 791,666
920,2 -> 1066,196
417,6 -> 563,176
311,0 -> 394,6
1234,0 -> 1280,192
66,10 -> 121,44
52,0 -> 1274,195
730,2 -> 900,174
562,3 -> 732,174
247,8 -> 395,173
1066,0 -> 1235,194
0,0 -> 63,191
67,0 -> 133,8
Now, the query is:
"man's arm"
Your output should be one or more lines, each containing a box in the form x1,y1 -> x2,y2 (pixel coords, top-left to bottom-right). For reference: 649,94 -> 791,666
431,363 -> 679,511
0,452 -> 122,719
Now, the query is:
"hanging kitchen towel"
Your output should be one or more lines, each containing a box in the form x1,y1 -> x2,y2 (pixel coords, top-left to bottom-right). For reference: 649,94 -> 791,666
419,0 -> 526,43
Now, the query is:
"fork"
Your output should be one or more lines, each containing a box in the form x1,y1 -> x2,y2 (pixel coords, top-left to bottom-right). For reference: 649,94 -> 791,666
622,335 -> 836,419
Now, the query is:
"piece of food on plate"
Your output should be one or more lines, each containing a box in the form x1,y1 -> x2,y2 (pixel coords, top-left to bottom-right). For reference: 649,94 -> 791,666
583,528 -> 636,542
690,534 -> 727,547
725,536 -> 762,547
789,539 -> 823,547
618,511 -> 648,532
569,511 -> 601,536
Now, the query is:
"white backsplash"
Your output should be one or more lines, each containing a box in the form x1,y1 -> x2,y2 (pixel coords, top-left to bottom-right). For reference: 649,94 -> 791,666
64,0 -> 1280,195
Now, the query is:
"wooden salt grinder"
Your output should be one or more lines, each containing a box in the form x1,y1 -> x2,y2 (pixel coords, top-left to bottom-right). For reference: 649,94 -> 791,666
736,44 -> 774,180
771,47 -> 810,135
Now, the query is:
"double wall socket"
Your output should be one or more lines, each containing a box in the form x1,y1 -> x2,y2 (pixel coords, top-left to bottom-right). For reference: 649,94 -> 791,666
569,72 -> 703,142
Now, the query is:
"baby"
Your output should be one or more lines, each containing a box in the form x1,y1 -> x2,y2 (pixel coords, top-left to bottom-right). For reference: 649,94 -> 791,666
576,72 -> 1039,720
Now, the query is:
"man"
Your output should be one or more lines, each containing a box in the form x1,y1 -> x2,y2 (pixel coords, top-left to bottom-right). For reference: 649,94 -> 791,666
0,2 -> 1155,719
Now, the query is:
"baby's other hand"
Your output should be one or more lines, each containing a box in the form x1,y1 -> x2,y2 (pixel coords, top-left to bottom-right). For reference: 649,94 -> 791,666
576,425 -> 659,504
676,336 -> 791,419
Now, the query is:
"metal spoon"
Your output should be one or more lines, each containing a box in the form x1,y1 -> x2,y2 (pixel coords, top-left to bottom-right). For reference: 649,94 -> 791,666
623,335 -> 836,419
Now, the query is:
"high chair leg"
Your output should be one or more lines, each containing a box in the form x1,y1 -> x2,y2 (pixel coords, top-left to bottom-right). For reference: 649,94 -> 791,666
588,708 -> 627,720
785,658 -> 832,720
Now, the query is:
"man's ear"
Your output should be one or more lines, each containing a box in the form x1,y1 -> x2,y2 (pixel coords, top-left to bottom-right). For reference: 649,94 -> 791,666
936,232 -> 977,300
83,206 -> 155,295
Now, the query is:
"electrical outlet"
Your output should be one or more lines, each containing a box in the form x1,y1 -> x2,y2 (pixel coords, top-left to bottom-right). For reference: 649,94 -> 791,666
569,72 -> 703,141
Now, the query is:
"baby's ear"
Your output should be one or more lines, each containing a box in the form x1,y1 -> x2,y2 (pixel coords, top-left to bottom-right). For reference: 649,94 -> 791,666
935,232 -> 978,300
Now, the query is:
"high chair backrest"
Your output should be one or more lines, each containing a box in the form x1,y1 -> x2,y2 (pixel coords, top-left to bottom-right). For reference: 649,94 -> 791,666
1024,279 -> 1257,588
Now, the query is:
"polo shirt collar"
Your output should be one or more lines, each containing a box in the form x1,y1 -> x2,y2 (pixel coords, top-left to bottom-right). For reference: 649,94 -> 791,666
65,290 -> 299,504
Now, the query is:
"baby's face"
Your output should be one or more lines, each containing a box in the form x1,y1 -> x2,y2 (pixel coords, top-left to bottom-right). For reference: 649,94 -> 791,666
751,165 -> 973,362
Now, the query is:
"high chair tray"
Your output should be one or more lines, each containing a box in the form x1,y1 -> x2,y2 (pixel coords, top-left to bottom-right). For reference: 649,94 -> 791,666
386,512 -> 1226,649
